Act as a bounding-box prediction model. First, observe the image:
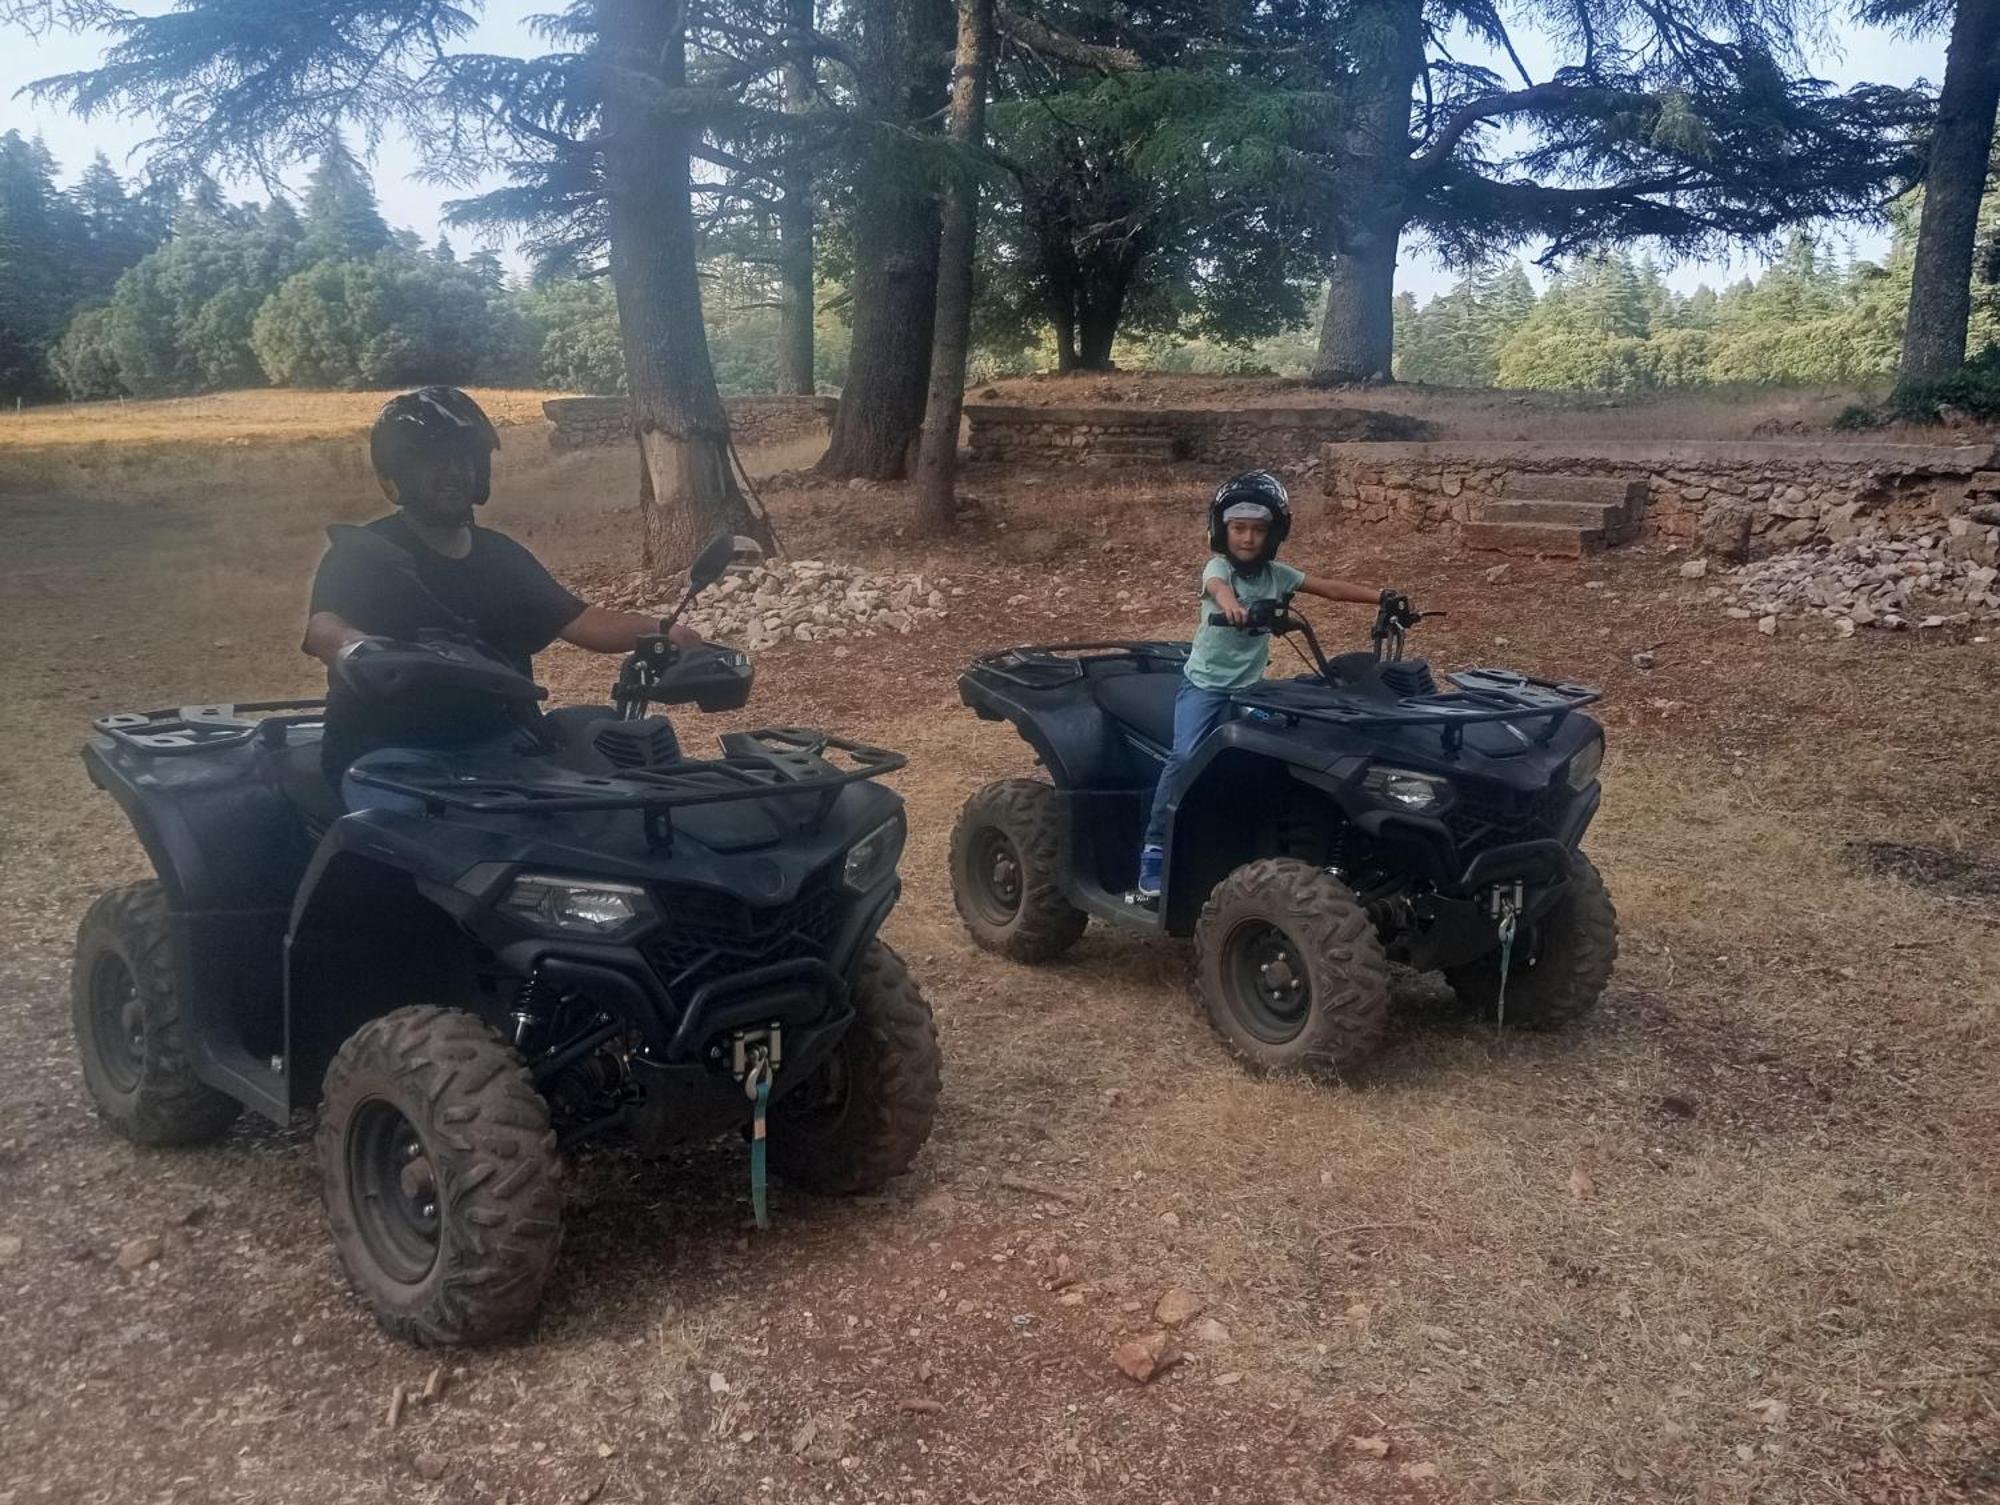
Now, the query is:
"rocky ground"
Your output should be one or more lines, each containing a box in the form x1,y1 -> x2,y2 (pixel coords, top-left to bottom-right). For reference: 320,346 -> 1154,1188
588,555 -> 956,651
1698,513 -> 2000,637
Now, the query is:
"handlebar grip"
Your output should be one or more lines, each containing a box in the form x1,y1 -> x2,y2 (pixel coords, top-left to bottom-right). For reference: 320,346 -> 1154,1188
1207,613 -> 1230,627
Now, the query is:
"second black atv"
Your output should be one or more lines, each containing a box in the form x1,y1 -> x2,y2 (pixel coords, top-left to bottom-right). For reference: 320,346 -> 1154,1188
73,534 -> 939,1345
950,592 -> 1616,1075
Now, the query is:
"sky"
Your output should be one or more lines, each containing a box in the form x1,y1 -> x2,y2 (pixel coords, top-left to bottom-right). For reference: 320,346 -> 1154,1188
0,2 -> 1950,304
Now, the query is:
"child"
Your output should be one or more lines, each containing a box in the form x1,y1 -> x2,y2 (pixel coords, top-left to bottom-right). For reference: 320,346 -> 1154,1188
1135,471 -> 1393,900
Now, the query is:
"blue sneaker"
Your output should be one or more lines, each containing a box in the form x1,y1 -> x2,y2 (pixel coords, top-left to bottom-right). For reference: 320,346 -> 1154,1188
1136,844 -> 1164,899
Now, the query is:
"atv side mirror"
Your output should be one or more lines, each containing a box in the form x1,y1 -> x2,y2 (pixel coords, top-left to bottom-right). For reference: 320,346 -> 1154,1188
688,533 -> 736,594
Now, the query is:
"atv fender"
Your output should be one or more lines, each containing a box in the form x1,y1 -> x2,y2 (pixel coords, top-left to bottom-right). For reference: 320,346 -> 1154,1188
82,737 -> 312,1122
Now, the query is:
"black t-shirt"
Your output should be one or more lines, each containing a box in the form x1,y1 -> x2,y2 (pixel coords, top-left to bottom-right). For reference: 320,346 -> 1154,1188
308,513 -> 585,781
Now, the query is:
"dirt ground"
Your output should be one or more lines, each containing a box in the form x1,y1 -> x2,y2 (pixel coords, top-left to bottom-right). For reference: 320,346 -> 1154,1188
975,371 -> 1941,443
1,414 -> 1996,1505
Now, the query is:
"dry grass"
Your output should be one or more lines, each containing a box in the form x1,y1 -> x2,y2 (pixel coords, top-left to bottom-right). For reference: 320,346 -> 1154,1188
0,386 -> 557,452
0,429 -> 1994,1504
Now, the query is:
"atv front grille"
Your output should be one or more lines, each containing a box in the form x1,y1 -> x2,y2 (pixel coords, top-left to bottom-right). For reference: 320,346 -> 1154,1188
1446,785 -> 1571,852
642,873 -> 848,998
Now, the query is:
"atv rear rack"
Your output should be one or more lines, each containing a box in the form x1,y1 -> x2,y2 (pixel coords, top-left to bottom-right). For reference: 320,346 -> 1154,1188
94,700 -> 329,755
346,727 -> 906,847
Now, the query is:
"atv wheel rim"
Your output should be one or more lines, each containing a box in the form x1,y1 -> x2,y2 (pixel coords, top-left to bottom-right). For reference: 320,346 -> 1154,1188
89,953 -> 145,1094
965,829 -> 1025,925
1223,921 -> 1313,1044
346,1099 -> 441,1285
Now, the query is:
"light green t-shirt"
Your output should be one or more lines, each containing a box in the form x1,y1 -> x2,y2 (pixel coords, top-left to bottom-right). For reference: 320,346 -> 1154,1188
1185,557 -> 1306,690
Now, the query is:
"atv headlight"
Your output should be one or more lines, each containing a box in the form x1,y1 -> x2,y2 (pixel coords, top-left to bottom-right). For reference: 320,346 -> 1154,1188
843,812 -> 906,893
1363,766 -> 1450,812
1566,736 -> 1605,792
501,875 -> 654,937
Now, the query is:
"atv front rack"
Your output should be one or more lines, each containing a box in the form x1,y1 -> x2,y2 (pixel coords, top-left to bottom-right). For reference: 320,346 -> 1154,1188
1234,669 -> 1601,753
969,641 -> 1191,688
346,727 -> 906,847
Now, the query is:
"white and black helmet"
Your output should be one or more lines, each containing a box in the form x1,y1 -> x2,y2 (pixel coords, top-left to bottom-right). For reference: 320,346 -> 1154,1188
1207,470 -> 1292,563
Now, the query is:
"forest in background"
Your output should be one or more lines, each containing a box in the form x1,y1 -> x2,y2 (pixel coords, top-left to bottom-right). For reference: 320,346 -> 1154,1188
9,127 -> 1996,407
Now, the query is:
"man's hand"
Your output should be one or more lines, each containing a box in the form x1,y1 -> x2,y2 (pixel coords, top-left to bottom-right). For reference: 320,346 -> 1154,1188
561,604 -> 706,655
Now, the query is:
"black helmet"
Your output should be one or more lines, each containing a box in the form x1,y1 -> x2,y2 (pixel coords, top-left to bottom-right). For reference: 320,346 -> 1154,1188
369,386 -> 501,508
1207,470 -> 1292,564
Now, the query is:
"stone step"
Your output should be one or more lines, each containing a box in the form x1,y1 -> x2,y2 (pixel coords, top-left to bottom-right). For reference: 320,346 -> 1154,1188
1498,473 -> 1645,512
1484,497 -> 1625,529
1461,520 -> 1609,558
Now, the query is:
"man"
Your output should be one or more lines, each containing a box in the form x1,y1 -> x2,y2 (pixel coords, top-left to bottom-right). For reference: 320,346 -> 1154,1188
304,386 -> 697,806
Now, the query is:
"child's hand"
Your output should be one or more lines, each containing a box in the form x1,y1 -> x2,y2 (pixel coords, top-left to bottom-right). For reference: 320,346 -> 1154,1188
1216,588 -> 1248,626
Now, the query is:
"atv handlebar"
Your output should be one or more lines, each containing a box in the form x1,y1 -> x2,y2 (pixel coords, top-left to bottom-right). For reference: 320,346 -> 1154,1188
1205,590 -> 1443,667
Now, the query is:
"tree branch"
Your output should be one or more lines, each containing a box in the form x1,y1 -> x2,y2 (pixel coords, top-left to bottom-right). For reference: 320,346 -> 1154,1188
1411,81 -> 1597,178
994,2 -> 1141,73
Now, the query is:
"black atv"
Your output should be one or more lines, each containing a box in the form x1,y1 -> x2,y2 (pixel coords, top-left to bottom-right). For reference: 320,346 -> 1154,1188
950,591 -> 1615,1075
71,534 -> 939,1345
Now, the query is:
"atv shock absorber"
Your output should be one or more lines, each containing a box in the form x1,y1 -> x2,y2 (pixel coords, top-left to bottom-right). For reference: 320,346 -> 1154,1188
510,972 -> 561,1049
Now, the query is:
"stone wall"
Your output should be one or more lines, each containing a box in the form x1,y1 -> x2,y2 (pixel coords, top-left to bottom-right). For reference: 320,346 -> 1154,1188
1321,439 -> 2000,558
542,394 -> 838,452
964,403 -> 1435,466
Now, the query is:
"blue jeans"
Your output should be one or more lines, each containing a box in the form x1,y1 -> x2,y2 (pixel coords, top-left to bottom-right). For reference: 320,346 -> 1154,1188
1143,680 -> 1236,847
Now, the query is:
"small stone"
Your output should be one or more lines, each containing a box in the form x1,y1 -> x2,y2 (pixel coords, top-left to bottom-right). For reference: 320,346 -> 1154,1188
1157,1211 -> 1180,1230
1189,1317 -> 1233,1346
414,1454 -> 449,1482
1584,580 -> 1605,590
1112,1332 -> 1183,1384
1400,1461 -> 1442,1482
0,1234 -> 21,1264
115,1236 -> 163,1271
1482,563 -> 1511,584
708,1372 -> 729,1395
1347,1434 -> 1392,1458
1678,558 -> 1708,579
1153,1288 -> 1204,1327
1630,651 -> 1657,670
1757,616 -> 1778,636
1835,617 -> 1856,638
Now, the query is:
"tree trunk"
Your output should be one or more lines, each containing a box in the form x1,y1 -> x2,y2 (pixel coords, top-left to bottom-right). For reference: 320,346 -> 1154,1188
914,0 -> 995,533
1901,0 -> 2000,384
1308,0 -> 1424,386
595,0 -> 774,571
1311,234 -> 1400,383
776,0 -> 816,396
1073,250 -> 1137,369
817,0 -> 951,479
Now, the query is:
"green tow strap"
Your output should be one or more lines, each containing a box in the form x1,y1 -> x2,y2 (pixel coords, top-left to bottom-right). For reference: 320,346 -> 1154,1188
748,1059 -> 772,1230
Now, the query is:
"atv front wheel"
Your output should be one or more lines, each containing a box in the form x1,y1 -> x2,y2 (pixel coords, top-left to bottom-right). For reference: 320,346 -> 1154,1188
770,943 -> 940,1194
1445,850 -> 1617,1030
950,779 -> 1087,962
317,1006 -> 563,1346
1194,860 -> 1390,1077
71,880 -> 240,1146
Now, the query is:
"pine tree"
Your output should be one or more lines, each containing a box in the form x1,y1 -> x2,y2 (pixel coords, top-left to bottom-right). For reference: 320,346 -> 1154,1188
301,139 -> 391,262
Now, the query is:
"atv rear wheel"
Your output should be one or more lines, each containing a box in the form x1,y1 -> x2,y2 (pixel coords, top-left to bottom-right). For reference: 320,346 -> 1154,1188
950,779 -> 1087,962
1194,859 -> 1390,1077
1445,850 -> 1617,1030
770,943 -> 940,1195
70,880 -> 240,1146
317,1006 -> 563,1346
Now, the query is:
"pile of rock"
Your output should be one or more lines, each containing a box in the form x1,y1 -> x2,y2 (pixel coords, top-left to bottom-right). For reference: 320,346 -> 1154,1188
598,558 -> 952,651
1716,521 -> 2000,635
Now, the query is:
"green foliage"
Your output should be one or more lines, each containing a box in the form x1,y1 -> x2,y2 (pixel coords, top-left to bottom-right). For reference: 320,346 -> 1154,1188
49,303 -> 123,398
516,276 -> 625,394
250,250 -> 519,390
1887,349 -> 2000,422
95,202 -> 304,395
0,130 -> 166,397
1373,223 -> 1944,394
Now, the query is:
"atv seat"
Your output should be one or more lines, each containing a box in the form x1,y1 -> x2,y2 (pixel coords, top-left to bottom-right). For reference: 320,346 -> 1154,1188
1092,672 -> 1183,748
